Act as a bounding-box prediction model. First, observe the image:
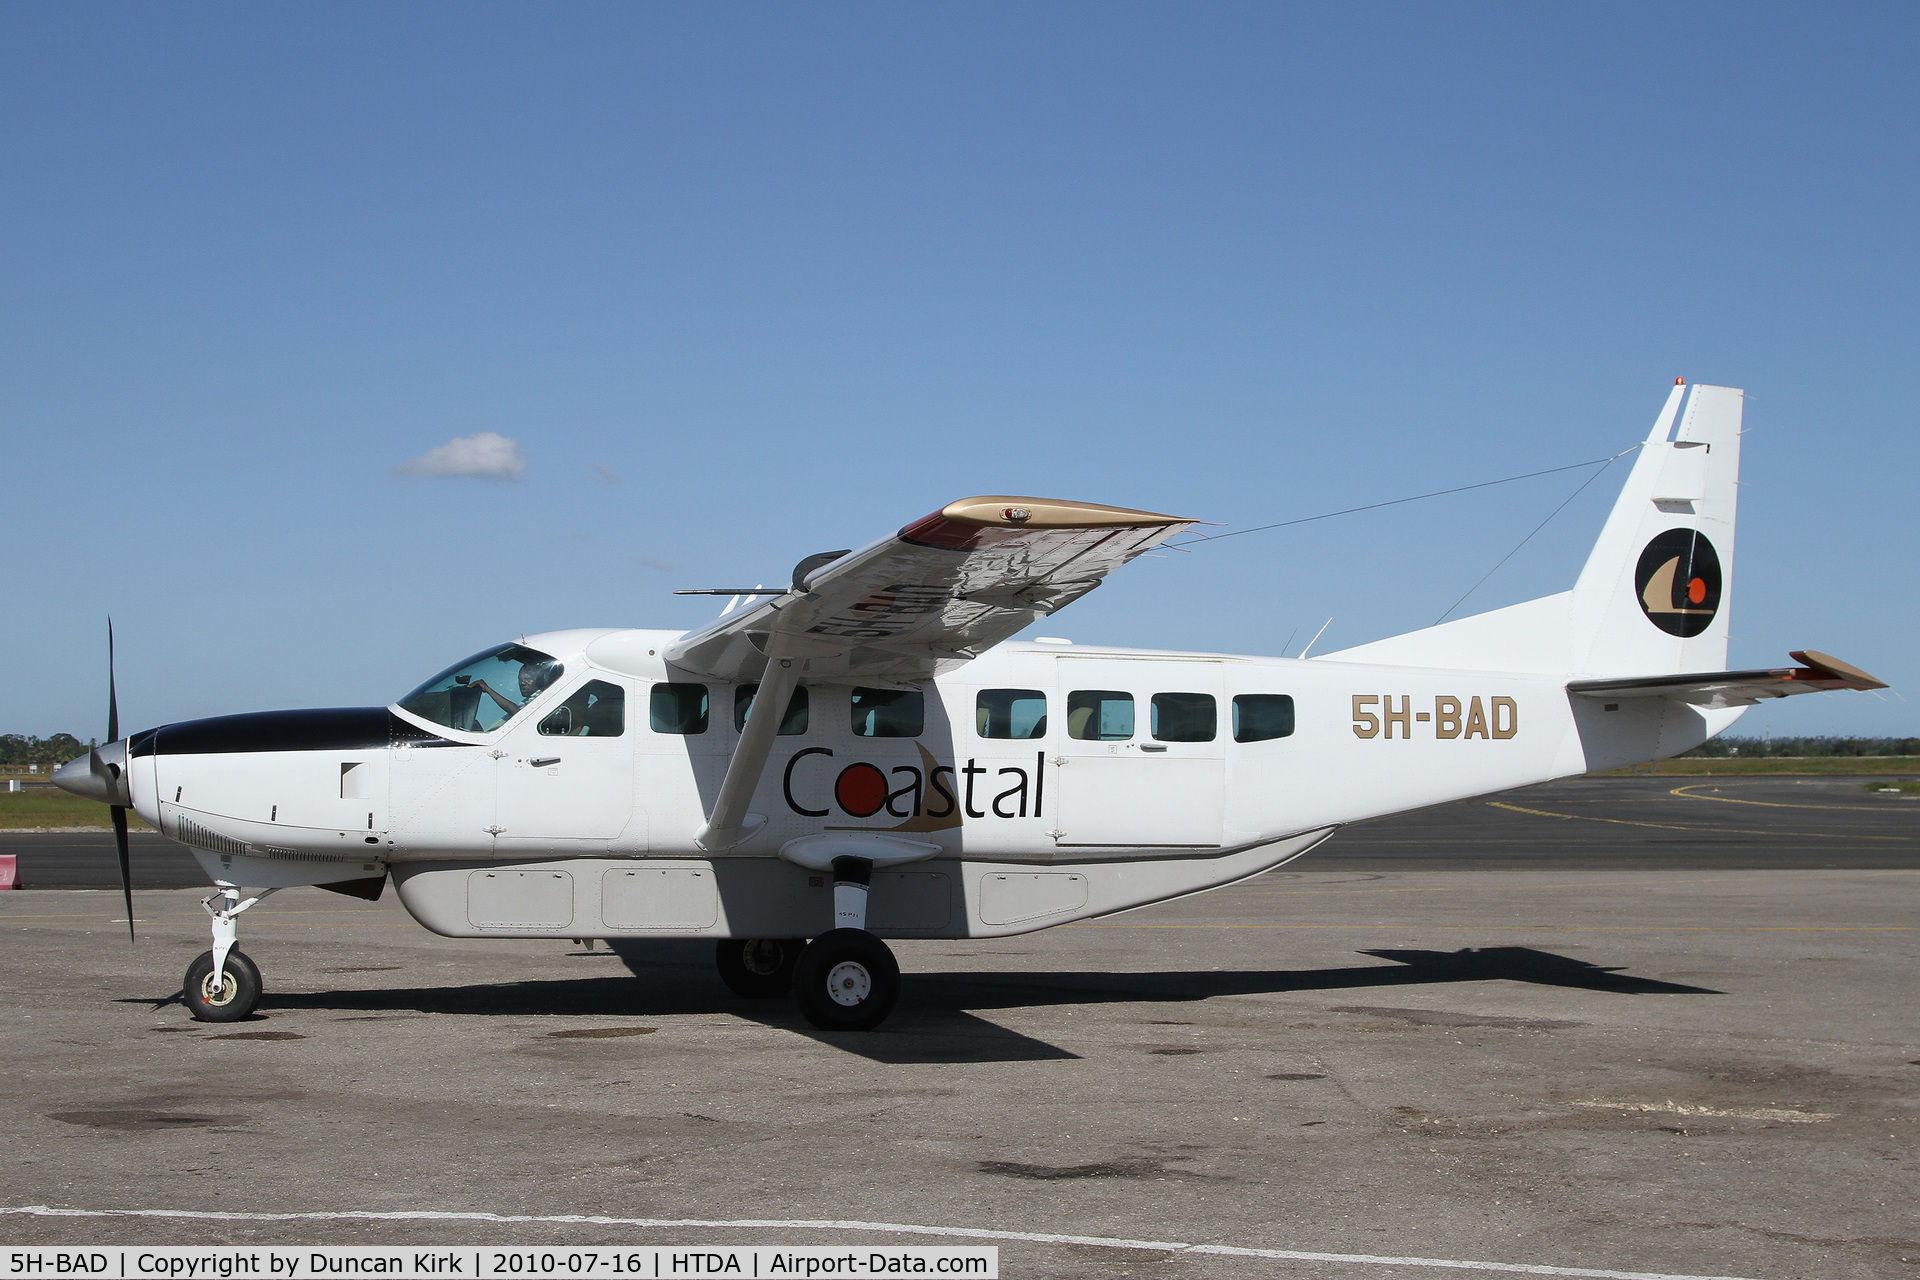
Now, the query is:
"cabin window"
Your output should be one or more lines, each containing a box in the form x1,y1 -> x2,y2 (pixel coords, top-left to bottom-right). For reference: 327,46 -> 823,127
539,679 -> 626,737
1232,693 -> 1295,743
650,683 -> 709,734
734,684 -> 810,735
1151,692 -> 1216,742
398,643 -> 563,734
1067,690 -> 1134,740
976,689 -> 1047,739
851,687 -> 923,737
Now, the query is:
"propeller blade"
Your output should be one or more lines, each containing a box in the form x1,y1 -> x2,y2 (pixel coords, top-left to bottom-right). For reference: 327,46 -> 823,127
108,620 -> 132,942
107,619 -> 119,744
112,805 -> 133,943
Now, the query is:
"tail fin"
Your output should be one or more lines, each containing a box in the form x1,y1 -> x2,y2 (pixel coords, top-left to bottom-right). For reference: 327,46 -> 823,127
1565,382 -> 1740,677
1323,381 -> 1743,679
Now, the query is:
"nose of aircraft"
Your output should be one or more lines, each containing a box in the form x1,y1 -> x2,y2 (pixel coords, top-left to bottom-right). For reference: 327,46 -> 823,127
53,739 -> 132,807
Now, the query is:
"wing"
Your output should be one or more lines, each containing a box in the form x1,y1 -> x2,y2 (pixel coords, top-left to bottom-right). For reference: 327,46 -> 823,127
1567,650 -> 1888,710
666,496 -> 1193,684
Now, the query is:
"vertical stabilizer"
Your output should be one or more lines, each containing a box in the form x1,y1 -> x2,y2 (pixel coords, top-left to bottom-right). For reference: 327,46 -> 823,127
1565,382 -> 1741,678
1323,382 -> 1742,680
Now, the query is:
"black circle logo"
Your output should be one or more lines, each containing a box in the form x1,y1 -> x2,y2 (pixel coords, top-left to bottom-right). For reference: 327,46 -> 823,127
1634,529 -> 1722,637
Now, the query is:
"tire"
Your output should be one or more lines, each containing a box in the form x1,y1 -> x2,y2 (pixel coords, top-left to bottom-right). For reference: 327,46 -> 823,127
715,938 -> 801,999
793,929 -> 899,1032
183,950 -> 263,1023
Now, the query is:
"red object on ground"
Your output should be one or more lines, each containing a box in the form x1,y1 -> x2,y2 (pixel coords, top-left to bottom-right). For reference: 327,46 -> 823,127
0,855 -> 16,889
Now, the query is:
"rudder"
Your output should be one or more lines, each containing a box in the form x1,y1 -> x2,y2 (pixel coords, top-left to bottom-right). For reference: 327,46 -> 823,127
1566,382 -> 1741,678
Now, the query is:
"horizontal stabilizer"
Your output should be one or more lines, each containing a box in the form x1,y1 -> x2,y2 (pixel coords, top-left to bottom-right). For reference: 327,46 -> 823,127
1567,650 -> 1887,709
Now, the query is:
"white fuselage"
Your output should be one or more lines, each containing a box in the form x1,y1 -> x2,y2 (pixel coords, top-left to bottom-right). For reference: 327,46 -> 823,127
121,627 -> 1739,941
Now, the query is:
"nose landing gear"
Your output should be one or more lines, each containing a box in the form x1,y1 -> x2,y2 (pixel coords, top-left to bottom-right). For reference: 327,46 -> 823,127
183,884 -> 275,1022
183,949 -> 261,1022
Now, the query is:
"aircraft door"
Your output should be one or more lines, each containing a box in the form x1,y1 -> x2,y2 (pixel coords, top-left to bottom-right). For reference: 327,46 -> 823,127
494,678 -> 636,848
1050,658 -> 1225,849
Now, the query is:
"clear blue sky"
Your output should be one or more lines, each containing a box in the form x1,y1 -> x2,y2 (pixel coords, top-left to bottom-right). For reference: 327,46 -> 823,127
4,3 -> 1913,740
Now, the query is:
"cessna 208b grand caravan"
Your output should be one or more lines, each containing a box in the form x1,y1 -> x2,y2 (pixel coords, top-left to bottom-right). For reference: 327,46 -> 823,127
57,382 -> 1886,1029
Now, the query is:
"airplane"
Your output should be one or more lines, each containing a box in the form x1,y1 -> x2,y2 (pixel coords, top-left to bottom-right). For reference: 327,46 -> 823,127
54,380 -> 1887,1031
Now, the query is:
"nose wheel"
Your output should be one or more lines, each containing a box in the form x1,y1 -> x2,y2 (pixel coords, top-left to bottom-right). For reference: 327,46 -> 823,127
183,949 -> 262,1022
182,883 -> 275,1022
793,928 -> 899,1031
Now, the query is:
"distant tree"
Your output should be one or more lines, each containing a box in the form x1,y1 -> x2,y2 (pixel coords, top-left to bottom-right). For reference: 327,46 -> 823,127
1681,735 -> 1919,759
0,734 -> 94,767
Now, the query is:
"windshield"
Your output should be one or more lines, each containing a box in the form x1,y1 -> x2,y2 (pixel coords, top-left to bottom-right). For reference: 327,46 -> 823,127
397,643 -> 563,733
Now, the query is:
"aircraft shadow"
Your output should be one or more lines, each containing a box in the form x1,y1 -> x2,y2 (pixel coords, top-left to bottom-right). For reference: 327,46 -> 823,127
887,946 -> 1720,1016
228,944 -> 1714,1066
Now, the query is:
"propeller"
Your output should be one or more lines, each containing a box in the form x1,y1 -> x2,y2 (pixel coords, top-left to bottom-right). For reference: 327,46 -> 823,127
104,620 -> 133,943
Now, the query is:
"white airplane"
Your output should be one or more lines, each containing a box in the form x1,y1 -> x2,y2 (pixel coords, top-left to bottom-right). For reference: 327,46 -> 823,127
56,381 -> 1885,1030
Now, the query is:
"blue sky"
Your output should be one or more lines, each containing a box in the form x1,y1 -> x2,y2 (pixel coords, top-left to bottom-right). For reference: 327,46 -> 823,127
4,3 -> 1914,739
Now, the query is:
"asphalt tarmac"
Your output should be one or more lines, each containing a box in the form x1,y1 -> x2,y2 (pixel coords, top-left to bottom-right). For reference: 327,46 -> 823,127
2,777 -> 1915,1279
5,775 -> 1916,888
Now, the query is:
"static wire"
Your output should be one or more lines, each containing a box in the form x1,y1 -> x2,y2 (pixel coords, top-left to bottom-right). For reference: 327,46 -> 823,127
1430,452 -> 1630,625
1172,443 -> 1640,632
1170,447 -> 1640,549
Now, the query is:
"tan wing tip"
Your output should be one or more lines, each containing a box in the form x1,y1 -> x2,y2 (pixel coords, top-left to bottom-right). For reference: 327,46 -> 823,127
1790,650 -> 1890,690
939,496 -> 1192,529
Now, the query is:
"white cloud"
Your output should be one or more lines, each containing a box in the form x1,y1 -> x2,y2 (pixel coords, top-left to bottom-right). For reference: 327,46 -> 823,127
393,432 -> 528,481
591,462 -> 621,484
632,556 -> 675,572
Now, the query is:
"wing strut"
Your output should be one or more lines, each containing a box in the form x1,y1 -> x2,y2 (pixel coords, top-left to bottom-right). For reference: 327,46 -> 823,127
695,637 -> 806,851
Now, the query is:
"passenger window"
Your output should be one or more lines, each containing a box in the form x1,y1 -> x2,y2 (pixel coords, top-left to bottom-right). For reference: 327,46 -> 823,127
976,689 -> 1047,739
649,683 -> 709,734
1233,694 -> 1295,743
1067,690 -> 1134,740
539,680 -> 626,737
734,684 -> 810,735
851,687 -> 924,737
1151,692 -> 1216,742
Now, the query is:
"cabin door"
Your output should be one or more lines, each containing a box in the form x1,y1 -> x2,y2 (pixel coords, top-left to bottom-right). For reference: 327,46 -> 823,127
1049,658 -> 1224,849
493,677 -> 636,848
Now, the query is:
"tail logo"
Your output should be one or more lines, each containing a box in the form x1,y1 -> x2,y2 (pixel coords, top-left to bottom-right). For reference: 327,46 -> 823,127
1635,529 -> 1722,637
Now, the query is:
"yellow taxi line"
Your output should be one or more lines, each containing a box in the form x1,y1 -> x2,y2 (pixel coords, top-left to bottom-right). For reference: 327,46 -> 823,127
1486,800 -> 1916,840
1243,869 -> 1920,896
8,914 -> 1913,934
1668,783 -> 1918,812
1070,922 -> 1918,932
0,916 -> 416,926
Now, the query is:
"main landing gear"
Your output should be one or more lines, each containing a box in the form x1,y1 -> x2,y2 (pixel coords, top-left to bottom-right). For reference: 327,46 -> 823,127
713,855 -> 902,1032
715,937 -> 803,998
183,884 -> 275,1022
792,928 -> 899,1032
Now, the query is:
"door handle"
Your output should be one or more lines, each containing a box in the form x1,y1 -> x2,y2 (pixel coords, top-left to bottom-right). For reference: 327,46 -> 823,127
528,757 -> 561,768
1140,744 -> 1168,753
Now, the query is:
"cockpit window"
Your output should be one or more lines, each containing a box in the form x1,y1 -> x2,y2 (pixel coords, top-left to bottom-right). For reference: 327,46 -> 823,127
398,644 -> 563,734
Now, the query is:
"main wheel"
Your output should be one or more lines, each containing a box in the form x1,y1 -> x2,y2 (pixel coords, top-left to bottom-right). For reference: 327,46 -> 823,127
715,938 -> 801,998
793,929 -> 899,1032
183,950 -> 263,1023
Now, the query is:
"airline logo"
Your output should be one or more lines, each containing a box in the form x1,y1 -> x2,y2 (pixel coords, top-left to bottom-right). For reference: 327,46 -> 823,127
782,744 -> 1041,832
1634,529 -> 1722,638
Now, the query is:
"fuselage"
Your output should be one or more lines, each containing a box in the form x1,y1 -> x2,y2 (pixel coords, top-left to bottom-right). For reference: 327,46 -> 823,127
117,627 -> 1736,917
